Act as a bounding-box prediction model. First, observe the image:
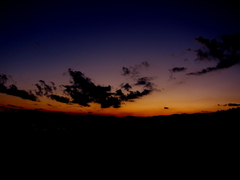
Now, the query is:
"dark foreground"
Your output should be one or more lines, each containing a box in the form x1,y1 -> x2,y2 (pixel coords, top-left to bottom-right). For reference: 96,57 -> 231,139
3,107 -> 239,144
2,107 -> 239,173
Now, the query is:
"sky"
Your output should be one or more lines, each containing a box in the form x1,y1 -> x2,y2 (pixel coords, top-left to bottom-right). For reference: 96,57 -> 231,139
0,0 -> 240,116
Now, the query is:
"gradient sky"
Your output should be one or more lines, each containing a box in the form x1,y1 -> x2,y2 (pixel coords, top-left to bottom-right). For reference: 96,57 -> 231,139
1,0 -> 240,116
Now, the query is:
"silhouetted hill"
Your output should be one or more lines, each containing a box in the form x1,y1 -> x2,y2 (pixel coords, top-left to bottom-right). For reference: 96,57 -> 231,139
3,107 -> 239,145
2,107 -> 239,169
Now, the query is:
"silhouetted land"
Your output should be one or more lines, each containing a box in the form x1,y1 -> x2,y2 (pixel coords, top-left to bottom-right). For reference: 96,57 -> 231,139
2,107 -> 239,171
3,107 -> 239,146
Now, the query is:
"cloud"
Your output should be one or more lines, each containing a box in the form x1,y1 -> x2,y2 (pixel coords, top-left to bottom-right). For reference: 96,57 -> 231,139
121,61 -> 150,78
122,67 -> 131,76
7,85 -> 37,101
218,103 -> 240,107
48,94 -> 70,104
0,74 -> 8,84
170,67 -> 187,73
124,89 -> 152,101
164,107 -> 169,109
61,68 -> 156,108
35,80 -> 70,104
120,83 -> 132,91
121,61 -> 157,91
187,33 -> 240,75
1,64 -> 158,109
134,77 -> 157,90
0,74 -> 38,101
187,67 -> 217,75
135,77 -> 153,85
115,89 -> 152,103
228,103 -> 240,106
168,67 -> 187,81
62,69 -> 114,107
35,83 -> 43,96
35,80 -> 55,96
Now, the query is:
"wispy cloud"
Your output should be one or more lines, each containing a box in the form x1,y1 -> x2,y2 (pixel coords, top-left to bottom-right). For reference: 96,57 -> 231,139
121,61 -> 150,78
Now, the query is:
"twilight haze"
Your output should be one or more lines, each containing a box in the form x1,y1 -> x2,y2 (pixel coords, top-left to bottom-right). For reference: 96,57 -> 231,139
1,0 -> 240,117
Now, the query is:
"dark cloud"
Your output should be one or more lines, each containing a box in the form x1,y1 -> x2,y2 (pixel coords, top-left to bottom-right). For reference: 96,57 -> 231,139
120,83 -> 132,91
1,65 -> 157,108
168,67 -> 187,81
35,83 -> 43,96
0,74 -> 38,101
124,89 -> 151,101
144,82 -> 155,89
48,94 -> 70,104
187,33 -> 240,75
0,74 -> 8,84
35,80 -> 55,96
0,74 -> 8,92
228,103 -> 240,106
164,107 -> 169,109
62,69 -> 114,107
218,103 -> 240,107
121,61 -> 150,78
115,89 -> 152,103
61,69 -> 156,108
6,84 -> 37,101
35,80 -> 70,104
187,67 -> 217,75
50,81 -> 57,90
100,96 -> 121,108
135,77 -> 153,85
134,77 -> 157,90
170,67 -> 187,73
122,67 -> 131,76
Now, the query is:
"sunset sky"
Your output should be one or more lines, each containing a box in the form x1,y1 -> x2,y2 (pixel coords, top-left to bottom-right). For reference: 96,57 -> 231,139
1,0 -> 240,116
